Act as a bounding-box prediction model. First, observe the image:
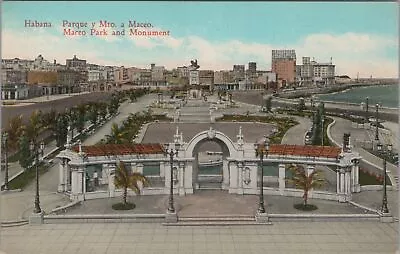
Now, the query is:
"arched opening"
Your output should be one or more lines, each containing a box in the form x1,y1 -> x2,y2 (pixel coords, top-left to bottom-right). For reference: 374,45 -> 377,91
192,138 -> 230,191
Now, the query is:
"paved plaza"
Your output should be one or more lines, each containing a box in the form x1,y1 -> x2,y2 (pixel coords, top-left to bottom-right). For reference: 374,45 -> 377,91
64,190 -> 374,216
0,221 -> 398,254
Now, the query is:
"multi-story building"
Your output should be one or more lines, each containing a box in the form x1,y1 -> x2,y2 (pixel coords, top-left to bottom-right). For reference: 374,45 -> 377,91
177,66 -> 190,78
151,65 -> 166,86
311,58 -> 335,86
1,68 -> 27,84
296,57 -> 335,86
247,62 -> 257,77
66,55 -> 88,86
271,49 -> 296,87
199,70 -> 214,91
189,70 -> 199,86
233,65 -> 245,82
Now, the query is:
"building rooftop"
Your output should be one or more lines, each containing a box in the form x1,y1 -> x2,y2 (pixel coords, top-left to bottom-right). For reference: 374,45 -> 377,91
72,143 -> 165,157
269,144 -> 341,158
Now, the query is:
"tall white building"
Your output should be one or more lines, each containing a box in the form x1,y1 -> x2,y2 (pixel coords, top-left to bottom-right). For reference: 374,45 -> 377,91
189,70 -> 199,86
297,57 -> 335,86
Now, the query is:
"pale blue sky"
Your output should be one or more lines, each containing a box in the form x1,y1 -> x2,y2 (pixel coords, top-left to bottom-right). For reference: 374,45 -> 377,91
2,2 -> 398,77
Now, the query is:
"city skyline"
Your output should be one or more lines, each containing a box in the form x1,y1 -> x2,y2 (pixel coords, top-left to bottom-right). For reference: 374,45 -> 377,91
2,2 -> 398,78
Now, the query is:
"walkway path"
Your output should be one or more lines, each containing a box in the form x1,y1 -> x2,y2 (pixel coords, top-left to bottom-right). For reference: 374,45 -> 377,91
1,221 -> 397,254
83,93 -> 156,145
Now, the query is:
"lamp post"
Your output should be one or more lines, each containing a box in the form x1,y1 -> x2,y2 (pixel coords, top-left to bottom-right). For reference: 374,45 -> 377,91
375,103 -> 379,141
321,118 -> 325,146
2,132 -> 9,190
377,142 -> 391,214
165,144 -> 179,213
30,140 -> 45,214
254,136 -> 269,214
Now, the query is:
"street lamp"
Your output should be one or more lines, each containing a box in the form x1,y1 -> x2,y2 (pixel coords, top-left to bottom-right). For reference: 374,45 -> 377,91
30,140 -> 45,214
2,132 -> 9,190
365,96 -> 369,122
165,143 -> 180,213
254,136 -> 270,214
321,118 -> 325,146
375,103 -> 380,141
377,142 -> 391,214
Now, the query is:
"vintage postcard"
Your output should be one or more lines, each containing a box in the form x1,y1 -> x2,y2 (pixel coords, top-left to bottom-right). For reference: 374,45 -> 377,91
1,1 -> 398,253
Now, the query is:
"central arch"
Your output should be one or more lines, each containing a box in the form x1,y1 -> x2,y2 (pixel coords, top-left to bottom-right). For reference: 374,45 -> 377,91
184,128 -> 239,191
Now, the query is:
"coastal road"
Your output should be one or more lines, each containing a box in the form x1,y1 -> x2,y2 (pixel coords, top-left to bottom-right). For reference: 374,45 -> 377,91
233,91 -> 398,122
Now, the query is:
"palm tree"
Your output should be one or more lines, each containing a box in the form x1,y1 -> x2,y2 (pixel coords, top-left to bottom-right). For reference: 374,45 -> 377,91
114,161 -> 150,205
106,123 -> 129,144
286,164 -> 325,206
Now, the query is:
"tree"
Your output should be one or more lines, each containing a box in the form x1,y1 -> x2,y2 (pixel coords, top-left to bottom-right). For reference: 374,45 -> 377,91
106,123 -> 129,144
41,109 -> 58,138
6,115 -> 25,153
286,164 -> 325,207
18,135 -> 33,170
114,161 -> 150,205
25,110 -> 43,144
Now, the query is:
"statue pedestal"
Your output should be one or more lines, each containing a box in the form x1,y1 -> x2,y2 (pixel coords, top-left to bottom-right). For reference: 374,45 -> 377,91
29,211 -> 44,225
380,212 -> 394,223
165,212 -> 178,223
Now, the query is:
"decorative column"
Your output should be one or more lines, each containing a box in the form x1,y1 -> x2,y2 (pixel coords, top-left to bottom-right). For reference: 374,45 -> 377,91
345,167 -> 352,201
336,169 -> 340,194
178,162 -> 185,196
77,168 -> 84,201
353,159 -> 361,192
222,159 -> 230,190
159,161 -> 166,178
234,162 -> 243,194
58,159 -> 66,192
184,162 -> 193,194
165,162 -> 171,194
135,163 -> 144,174
338,167 -> 346,202
108,164 -> 116,198
306,165 -> 315,197
278,164 -> 286,194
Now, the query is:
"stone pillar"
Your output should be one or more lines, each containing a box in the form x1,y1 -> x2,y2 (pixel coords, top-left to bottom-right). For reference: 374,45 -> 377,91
159,161 -> 165,178
15,91 -> 19,99
136,163 -> 144,174
165,162 -> 171,194
345,167 -> 352,201
306,165 -> 315,197
184,162 -> 193,194
222,160 -> 230,190
178,163 -> 185,196
350,163 -> 355,192
338,168 -> 346,202
233,162 -> 242,194
336,169 -> 340,194
77,168 -> 84,201
278,164 -> 286,194
58,159 -> 66,192
7,91 -> 11,99
130,162 -> 137,173
108,165 -> 116,198
353,159 -> 361,193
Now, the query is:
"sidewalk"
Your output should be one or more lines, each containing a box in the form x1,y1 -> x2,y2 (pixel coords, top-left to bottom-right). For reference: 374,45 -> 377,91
2,92 -> 91,105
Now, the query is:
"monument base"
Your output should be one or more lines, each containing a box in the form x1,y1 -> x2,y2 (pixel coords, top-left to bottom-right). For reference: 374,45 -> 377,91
255,212 -> 269,223
29,211 -> 44,225
380,213 -> 394,223
165,212 -> 178,223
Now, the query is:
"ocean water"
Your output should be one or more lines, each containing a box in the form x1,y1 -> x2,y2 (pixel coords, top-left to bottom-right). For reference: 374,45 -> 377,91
317,84 -> 399,108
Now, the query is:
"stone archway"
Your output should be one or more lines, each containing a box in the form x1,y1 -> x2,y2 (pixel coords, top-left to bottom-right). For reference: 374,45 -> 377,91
184,128 -> 239,192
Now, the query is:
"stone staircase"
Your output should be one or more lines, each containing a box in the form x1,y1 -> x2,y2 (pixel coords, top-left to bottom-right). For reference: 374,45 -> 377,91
163,215 -> 270,226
